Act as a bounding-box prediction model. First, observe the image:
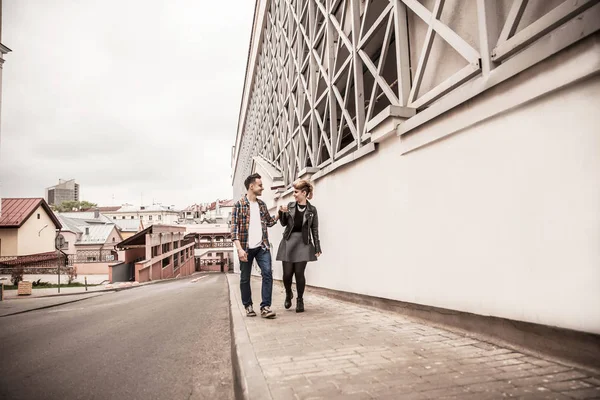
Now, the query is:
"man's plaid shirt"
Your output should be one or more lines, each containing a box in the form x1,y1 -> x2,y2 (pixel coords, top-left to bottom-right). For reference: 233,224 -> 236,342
231,195 -> 277,251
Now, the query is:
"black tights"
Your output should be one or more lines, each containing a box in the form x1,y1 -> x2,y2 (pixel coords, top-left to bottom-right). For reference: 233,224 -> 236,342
282,262 -> 307,299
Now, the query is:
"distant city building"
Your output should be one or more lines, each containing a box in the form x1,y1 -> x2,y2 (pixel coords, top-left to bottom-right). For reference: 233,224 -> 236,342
102,204 -> 180,226
56,212 -> 123,275
178,199 -> 234,272
111,224 -> 195,283
111,218 -> 143,239
180,199 -> 234,225
185,223 -> 233,273
45,179 -> 80,206
180,204 -> 203,221
60,208 -> 141,241
205,199 -> 234,223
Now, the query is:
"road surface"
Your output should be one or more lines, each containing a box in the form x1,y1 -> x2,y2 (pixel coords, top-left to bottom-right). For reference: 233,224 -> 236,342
0,273 -> 233,400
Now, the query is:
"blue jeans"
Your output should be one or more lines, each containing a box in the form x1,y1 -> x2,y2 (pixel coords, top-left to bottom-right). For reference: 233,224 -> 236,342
240,247 -> 273,309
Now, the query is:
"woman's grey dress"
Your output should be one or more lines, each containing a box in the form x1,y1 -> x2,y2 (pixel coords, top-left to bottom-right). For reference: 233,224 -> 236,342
276,207 -> 317,262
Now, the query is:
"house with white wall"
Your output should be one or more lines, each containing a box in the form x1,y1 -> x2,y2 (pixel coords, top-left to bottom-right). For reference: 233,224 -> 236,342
0,198 -> 62,256
103,204 -> 180,226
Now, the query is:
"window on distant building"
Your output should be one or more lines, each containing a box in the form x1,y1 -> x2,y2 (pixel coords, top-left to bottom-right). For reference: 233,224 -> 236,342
113,216 -> 116,220
162,257 -> 169,268
131,216 -> 134,219
122,216 -> 125,219
112,237 -> 116,242
158,215 -> 162,220
149,215 -> 153,221
37,213 -> 40,219
140,216 -> 143,220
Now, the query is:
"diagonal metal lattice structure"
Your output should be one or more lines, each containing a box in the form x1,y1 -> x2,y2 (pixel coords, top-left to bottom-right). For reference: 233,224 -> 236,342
233,0 -> 600,195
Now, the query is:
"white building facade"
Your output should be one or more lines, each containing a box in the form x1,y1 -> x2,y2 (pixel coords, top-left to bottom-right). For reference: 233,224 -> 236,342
103,204 -> 180,227
232,0 -> 600,337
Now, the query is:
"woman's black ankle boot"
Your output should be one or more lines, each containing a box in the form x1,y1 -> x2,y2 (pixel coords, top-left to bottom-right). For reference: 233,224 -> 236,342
284,291 -> 293,309
296,298 -> 304,313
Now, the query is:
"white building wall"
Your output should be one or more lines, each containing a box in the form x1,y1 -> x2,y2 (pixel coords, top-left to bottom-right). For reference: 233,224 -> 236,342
17,205 -> 58,256
60,230 -> 78,255
105,211 -> 179,225
233,0 -> 600,334
256,73 -> 600,335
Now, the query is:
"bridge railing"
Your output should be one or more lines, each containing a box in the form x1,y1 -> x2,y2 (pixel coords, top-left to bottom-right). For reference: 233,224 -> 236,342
197,241 -> 233,249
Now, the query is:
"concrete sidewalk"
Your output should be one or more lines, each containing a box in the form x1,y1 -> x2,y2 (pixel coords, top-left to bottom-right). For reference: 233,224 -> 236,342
228,274 -> 600,400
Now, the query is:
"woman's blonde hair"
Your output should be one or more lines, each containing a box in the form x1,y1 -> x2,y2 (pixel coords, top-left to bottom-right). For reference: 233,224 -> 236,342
293,179 -> 314,200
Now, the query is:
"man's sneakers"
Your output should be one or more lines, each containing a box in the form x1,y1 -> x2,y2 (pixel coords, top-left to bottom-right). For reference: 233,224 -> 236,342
245,305 -> 257,317
260,306 -> 276,319
246,305 -> 276,319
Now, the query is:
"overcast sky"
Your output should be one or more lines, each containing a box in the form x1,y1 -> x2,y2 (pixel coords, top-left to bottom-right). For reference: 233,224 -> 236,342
1,0 -> 254,208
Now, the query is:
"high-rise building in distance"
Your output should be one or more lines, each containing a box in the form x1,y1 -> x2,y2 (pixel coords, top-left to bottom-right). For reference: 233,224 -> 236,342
45,179 -> 80,206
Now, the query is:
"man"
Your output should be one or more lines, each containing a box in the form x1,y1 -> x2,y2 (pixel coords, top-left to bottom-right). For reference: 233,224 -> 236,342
231,173 -> 279,318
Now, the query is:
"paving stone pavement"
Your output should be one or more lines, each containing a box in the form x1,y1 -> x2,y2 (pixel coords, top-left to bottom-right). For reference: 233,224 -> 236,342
229,275 -> 600,400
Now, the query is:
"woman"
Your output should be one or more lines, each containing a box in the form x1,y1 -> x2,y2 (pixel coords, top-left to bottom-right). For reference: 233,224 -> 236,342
276,179 -> 322,313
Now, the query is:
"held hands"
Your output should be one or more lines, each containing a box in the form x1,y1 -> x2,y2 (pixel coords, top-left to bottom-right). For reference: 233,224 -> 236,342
279,205 -> 289,213
315,252 -> 322,258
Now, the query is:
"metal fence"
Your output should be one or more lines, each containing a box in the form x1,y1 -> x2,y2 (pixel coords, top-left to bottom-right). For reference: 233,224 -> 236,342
0,250 -> 119,274
198,241 -> 234,249
71,250 -> 117,263
0,253 -> 70,274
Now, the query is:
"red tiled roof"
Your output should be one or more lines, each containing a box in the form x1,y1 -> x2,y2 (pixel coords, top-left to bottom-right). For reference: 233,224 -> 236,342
183,200 -> 234,212
207,199 -> 234,211
0,198 -> 62,229
183,204 -> 203,212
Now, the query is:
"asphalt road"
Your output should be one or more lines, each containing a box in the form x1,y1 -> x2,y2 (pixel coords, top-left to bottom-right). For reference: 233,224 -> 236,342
0,274 -> 234,400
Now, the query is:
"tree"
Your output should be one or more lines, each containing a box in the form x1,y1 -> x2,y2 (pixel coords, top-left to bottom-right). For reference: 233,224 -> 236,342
78,201 -> 97,210
65,266 -> 78,284
54,200 -> 97,212
10,267 -> 24,286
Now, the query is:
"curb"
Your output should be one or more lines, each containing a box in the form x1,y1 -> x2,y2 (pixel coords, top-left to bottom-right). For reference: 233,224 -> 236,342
0,273 -> 210,316
4,272 -> 207,300
0,292 -> 111,318
6,287 -> 128,300
227,274 -> 272,400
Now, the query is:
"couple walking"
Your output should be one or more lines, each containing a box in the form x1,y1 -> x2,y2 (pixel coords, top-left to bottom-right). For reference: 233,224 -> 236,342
231,173 -> 322,318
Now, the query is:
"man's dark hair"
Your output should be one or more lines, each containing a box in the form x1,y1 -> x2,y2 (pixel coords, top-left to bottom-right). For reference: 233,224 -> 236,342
244,173 -> 261,190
